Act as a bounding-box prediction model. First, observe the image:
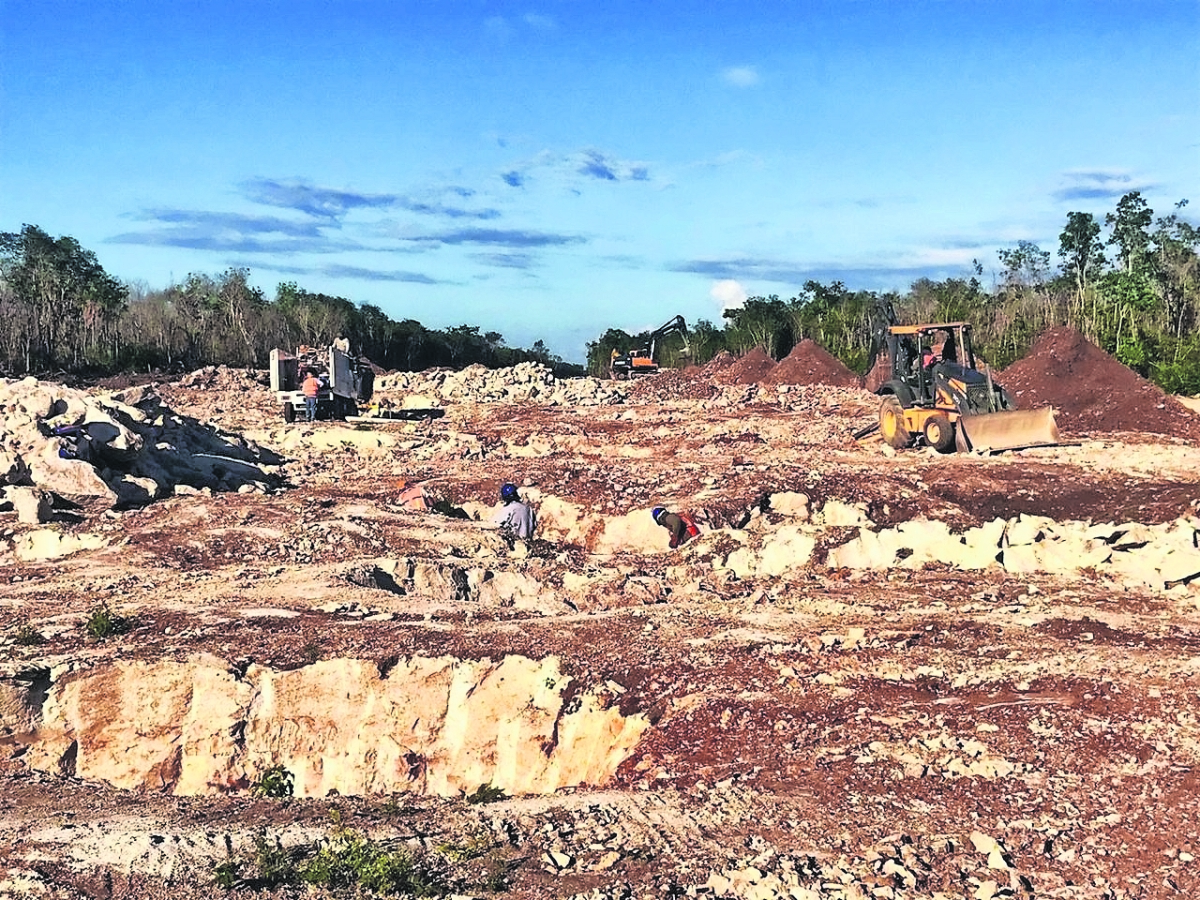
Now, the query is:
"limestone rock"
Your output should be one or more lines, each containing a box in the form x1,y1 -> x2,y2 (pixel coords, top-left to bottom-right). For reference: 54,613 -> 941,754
14,529 -> 107,562
6,486 -> 53,524
22,655 -> 650,798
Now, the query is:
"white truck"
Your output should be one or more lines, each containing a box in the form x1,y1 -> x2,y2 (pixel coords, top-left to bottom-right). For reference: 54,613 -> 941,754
269,341 -> 375,422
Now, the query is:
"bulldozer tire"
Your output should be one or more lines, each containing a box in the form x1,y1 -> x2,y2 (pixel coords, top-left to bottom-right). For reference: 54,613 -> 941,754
282,402 -> 296,424
923,414 -> 955,453
879,395 -> 912,450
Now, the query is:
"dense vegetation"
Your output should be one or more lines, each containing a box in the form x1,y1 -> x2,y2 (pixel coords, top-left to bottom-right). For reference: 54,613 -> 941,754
2,191 -> 1197,392
0,229 -> 578,378
587,192 -> 1200,394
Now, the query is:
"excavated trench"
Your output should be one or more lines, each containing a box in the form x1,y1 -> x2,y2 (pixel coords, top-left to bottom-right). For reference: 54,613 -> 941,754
9,654 -> 649,799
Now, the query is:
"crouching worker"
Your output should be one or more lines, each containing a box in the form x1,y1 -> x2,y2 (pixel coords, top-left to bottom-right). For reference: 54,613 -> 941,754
492,482 -> 536,539
396,478 -> 430,510
652,506 -> 699,549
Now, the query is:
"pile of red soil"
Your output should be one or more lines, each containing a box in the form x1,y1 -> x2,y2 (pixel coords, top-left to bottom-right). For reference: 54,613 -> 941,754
763,339 -> 862,387
999,326 -> 1200,440
722,347 -> 777,385
699,351 -> 737,378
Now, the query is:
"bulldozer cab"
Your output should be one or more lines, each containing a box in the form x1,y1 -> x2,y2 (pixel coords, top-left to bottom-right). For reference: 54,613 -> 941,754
889,322 -> 976,402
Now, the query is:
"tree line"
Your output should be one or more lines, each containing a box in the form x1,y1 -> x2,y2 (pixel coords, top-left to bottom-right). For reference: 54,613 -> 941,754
586,192 -> 1200,395
0,227 -> 580,379
3,190 -> 1197,392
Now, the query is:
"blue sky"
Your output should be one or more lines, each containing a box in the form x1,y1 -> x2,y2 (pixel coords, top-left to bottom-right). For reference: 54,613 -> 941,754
2,1 -> 1197,361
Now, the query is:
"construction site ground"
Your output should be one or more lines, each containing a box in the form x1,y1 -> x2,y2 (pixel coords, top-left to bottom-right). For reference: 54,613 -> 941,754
3,359 -> 1200,900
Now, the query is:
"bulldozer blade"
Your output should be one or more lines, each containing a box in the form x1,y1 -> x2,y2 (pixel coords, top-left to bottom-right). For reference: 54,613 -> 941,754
957,407 -> 1060,453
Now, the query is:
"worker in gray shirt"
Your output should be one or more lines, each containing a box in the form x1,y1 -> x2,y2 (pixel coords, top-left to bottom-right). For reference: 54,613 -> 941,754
492,482 -> 536,539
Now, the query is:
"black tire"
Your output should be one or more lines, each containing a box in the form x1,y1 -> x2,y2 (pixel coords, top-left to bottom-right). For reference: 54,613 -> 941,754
282,402 -> 296,423
879,395 -> 912,450
923,414 -> 956,453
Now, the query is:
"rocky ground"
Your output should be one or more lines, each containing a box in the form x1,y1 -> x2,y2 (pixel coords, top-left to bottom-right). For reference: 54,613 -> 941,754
2,352 -> 1199,900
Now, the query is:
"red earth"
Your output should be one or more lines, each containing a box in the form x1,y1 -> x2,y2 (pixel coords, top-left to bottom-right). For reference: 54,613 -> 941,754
763,338 -> 862,388
999,326 -> 1200,440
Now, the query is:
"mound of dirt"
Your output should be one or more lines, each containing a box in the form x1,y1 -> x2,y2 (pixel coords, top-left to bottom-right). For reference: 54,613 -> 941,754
699,351 -> 737,378
764,339 -> 862,387
722,347 -> 777,385
999,326 -> 1200,440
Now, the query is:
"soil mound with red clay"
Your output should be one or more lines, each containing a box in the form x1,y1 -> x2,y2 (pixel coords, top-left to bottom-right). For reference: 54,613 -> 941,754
763,339 -> 862,387
999,326 -> 1200,440
722,347 -> 777,385
700,351 -> 737,378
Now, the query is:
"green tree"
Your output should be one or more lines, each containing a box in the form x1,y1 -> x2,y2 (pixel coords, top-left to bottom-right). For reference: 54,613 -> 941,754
0,224 -> 127,371
1106,191 -> 1154,275
722,295 -> 790,357
1058,211 -> 1106,305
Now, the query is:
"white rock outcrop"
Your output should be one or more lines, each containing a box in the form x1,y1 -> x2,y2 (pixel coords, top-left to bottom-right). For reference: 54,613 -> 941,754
825,513 -> 1200,591
21,654 -> 649,799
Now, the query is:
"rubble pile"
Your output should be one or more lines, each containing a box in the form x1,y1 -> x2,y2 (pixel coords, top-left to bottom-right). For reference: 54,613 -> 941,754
626,368 -> 721,402
173,365 -> 269,391
0,377 -> 279,517
1000,326 -> 1200,438
764,339 -> 862,388
700,350 -> 737,378
374,361 -> 626,406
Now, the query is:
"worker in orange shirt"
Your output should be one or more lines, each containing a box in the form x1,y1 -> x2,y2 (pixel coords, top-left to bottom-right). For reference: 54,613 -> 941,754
301,370 -> 321,422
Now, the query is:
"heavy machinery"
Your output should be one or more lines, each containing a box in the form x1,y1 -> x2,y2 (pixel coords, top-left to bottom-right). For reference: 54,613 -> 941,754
865,309 -> 1058,453
270,340 -> 374,422
609,315 -> 690,380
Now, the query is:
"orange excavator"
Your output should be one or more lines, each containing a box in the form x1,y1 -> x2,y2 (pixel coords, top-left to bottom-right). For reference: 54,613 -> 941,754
863,305 -> 1059,453
609,315 -> 690,380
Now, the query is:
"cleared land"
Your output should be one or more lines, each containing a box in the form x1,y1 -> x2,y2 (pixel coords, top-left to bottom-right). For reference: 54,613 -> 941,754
2,340 -> 1199,900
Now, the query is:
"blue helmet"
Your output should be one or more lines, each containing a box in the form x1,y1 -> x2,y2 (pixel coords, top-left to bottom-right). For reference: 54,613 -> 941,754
651,506 -> 665,521
500,483 -> 519,502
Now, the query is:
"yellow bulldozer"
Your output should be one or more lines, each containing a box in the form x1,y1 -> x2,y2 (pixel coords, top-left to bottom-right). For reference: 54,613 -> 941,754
865,313 -> 1058,453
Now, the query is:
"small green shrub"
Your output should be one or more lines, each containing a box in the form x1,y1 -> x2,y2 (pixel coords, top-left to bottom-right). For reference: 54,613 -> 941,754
250,765 -> 295,799
465,783 -> 508,805
301,641 -> 321,665
437,829 -> 494,863
15,623 -> 46,646
251,830 -> 299,886
212,830 -> 298,889
212,859 -> 240,888
300,827 -> 445,896
84,603 -> 130,640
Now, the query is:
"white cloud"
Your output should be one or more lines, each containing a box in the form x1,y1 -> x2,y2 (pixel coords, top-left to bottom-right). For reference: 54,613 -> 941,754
711,279 -> 747,312
722,66 -> 760,87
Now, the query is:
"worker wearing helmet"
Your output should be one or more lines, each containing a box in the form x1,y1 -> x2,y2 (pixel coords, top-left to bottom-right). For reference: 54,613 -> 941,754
652,506 -> 699,549
492,482 -> 536,540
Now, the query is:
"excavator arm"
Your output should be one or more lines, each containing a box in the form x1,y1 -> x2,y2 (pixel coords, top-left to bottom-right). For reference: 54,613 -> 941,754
609,315 -> 689,380
647,315 -> 690,364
